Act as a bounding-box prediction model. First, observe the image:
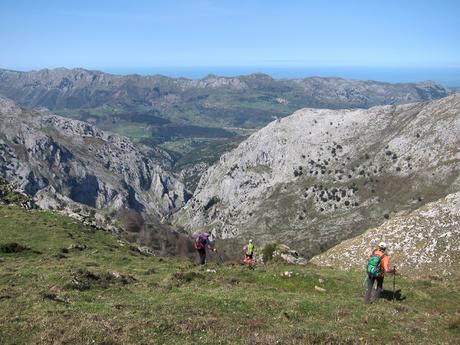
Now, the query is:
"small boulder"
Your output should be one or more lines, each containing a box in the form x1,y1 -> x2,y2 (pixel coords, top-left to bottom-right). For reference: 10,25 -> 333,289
314,285 -> 327,293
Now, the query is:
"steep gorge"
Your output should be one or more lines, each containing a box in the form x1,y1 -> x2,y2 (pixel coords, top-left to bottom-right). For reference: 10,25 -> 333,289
0,96 -> 188,217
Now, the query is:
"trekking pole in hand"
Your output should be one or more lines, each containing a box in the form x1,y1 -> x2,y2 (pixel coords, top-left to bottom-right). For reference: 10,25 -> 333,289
392,265 -> 396,302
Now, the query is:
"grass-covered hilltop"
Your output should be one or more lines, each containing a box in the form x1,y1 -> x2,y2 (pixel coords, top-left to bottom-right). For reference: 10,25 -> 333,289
0,204 -> 459,345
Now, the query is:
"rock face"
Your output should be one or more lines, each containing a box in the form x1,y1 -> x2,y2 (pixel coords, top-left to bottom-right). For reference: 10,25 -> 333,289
310,192 -> 460,279
0,68 -> 451,111
173,94 -> 460,257
0,96 -> 187,216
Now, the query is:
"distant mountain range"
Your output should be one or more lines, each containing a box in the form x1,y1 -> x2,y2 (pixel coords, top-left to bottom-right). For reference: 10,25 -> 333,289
0,67 -> 452,127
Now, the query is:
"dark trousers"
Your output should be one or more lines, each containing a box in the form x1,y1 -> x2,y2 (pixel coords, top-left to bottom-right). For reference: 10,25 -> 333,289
364,274 -> 384,303
198,248 -> 206,265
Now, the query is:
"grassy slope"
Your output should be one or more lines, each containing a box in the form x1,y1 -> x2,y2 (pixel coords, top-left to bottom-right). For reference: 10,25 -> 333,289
0,206 -> 458,345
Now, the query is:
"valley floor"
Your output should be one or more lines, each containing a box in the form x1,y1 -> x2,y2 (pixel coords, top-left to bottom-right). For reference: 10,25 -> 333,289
0,206 -> 458,345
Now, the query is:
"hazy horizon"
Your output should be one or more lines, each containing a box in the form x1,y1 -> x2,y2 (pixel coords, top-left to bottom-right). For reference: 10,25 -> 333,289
105,66 -> 460,87
1,1 -> 459,86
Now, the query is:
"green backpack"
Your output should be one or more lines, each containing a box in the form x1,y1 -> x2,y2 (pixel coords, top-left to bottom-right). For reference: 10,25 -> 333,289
367,251 -> 385,277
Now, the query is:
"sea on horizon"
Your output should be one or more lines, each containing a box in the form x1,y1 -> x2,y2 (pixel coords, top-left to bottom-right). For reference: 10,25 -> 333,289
101,66 -> 460,87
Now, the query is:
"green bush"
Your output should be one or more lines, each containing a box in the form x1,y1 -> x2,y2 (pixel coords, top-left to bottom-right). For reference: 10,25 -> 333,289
0,183 -> 30,206
262,243 -> 277,263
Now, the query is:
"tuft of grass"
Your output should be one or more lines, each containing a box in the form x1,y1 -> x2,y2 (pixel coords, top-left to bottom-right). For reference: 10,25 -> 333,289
0,242 -> 29,253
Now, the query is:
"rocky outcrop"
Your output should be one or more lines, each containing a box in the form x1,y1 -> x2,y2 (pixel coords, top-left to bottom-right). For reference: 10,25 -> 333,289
0,177 -> 31,207
310,192 -> 460,279
173,94 -> 460,257
264,243 -> 308,265
0,96 -> 187,217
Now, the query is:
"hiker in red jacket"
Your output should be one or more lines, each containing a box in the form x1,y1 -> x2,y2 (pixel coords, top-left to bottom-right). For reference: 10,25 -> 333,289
364,242 -> 397,304
194,232 -> 215,265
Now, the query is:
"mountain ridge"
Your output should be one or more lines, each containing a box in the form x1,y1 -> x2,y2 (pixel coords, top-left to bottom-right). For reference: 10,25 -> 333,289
0,67 -> 451,111
173,94 -> 460,257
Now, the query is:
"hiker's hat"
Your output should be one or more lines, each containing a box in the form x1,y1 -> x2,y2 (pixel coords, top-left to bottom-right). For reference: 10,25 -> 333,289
379,242 -> 387,250
249,239 -> 253,243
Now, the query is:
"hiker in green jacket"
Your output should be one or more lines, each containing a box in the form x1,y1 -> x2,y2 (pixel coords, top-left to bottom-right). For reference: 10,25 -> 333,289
364,242 -> 397,304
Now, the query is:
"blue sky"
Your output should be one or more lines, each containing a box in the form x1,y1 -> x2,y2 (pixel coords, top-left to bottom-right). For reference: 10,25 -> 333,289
0,0 -> 459,81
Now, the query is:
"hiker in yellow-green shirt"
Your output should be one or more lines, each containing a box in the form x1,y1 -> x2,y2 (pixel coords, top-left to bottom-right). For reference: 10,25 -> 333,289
243,239 -> 255,265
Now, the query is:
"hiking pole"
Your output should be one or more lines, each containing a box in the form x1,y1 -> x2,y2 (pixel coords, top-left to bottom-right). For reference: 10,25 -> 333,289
214,249 -> 224,264
392,265 -> 396,302
362,275 -> 368,288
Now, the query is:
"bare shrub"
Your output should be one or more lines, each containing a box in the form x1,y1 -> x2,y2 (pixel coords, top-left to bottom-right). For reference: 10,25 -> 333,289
117,208 -> 144,232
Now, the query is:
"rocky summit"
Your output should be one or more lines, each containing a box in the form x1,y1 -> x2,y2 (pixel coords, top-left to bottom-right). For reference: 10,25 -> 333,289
0,96 -> 188,217
310,192 -> 460,280
173,94 -> 460,257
